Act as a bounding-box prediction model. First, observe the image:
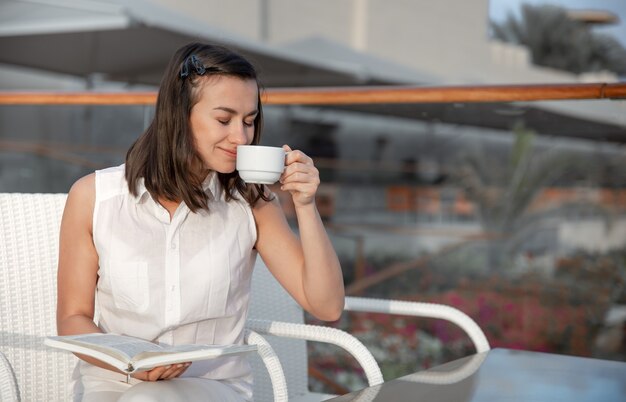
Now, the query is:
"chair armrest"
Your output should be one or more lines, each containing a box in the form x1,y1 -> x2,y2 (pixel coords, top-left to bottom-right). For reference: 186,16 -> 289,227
345,352 -> 488,402
344,297 -> 490,353
244,330 -> 288,402
0,350 -> 20,402
246,319 -> 384,387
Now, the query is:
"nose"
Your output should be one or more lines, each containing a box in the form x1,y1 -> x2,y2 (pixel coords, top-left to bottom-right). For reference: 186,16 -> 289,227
229,122 -> 248,145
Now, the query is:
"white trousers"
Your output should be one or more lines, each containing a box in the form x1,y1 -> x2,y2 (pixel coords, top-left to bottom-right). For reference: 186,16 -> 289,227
71,360 -> 253,401
75,376 -> 246,402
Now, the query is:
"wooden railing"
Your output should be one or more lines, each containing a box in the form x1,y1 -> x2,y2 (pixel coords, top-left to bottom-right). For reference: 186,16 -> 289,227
0,82 -> 624,105
0,82 -> 623,172
1,82 -> 625,294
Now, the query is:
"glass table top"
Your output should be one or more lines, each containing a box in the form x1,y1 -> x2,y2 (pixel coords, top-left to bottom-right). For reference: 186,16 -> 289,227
328,348 -> 626,402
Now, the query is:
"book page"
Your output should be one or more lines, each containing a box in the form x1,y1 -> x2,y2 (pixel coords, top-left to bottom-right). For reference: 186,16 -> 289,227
45,334 -> 257,373
47,333 -> 162,361
82,333 -> 164,357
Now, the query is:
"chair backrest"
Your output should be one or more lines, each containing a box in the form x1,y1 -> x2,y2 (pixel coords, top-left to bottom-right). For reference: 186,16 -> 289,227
248,259 -> 309,401
0,193 -> 74,402
0,193 -> 310,402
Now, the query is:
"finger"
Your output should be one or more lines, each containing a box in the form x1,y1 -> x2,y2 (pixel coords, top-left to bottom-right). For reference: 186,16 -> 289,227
282,144 -> 292,153
171,362 -> 191,378
151,366 -> 172,381
144,365 -> 170,382
280,181 -> 318,195
158,363 -> 183,379
281,173 -> 319,186
283,166 -> 319,183
282,164 -> 310,179
281,173 -> 315,188
285,150 -> 312,166
168,363 -> 191,379
281,163 -> 316,181
131,371 -> 148,381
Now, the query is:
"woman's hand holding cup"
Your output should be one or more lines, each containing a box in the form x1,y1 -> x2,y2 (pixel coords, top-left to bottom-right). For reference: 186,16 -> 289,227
236,144 -> 320,207
279,145 -> 319,208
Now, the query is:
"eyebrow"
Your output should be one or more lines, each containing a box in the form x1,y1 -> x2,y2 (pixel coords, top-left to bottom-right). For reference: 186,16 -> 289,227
213,106 -> 258,117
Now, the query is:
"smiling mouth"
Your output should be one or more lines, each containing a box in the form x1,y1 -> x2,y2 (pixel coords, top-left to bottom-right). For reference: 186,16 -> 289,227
221,148 -> 237,158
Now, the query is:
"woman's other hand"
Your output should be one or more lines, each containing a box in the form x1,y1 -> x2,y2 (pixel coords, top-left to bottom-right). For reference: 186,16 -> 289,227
132,362 -> 191,381
279,145 -> 320,208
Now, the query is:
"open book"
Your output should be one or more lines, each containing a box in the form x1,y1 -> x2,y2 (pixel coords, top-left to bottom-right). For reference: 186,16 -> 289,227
45,333 -> 257,374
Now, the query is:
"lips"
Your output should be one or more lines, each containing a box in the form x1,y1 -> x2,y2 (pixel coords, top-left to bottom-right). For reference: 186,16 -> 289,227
221,148 -> 237,158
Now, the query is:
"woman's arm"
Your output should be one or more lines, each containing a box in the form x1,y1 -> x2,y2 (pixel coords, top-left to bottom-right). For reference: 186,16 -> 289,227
56,174 -> 189,381
57,174 -> 100,336
57,174 -> 112,369
253,145 -> 345,321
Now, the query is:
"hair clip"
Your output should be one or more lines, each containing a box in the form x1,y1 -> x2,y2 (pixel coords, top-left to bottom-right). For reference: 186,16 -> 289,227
180,54 -> 206,79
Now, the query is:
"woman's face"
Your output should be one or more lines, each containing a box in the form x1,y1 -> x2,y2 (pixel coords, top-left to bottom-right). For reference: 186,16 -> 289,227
189,75 -> 258,174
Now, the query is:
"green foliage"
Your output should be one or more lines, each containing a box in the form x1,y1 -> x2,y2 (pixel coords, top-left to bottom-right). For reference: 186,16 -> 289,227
459,124 -> 576,233
455,123 -> 612,270
491,4 -> 626,75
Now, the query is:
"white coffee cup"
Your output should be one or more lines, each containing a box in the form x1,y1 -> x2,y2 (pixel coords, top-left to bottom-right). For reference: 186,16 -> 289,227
236,145 -> 286,184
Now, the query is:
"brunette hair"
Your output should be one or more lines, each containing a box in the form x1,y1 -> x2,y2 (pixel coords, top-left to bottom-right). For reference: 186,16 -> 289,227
125,42 -> 271,211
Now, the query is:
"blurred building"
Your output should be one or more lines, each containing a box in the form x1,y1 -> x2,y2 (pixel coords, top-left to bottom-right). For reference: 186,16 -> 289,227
0,0 -> 623,88
1,0 -> 626,364
1,0 -> 625,248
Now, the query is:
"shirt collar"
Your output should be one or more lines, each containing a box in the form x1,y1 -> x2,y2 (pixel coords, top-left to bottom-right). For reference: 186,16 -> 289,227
134,177 -> 150,204
202,171 -> 220,198
133,171 -> 220,204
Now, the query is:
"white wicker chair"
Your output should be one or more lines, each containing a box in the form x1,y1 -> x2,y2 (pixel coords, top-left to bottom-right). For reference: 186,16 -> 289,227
0,193 -> 382,402
247,261 -> 383,402
248,265 -> 491,401
0,193 -> 489,402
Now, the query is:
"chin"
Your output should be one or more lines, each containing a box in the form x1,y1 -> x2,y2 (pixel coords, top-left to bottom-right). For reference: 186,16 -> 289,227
214,166 -> 237,175
205,161 -> 236,174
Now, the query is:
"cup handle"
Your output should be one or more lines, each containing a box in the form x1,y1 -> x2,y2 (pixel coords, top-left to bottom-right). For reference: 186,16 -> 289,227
283,151 -> 290,168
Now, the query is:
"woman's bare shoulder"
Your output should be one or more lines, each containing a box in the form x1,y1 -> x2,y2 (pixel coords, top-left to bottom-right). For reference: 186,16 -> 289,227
65,174 -> 96,225
68,173 -> 95,200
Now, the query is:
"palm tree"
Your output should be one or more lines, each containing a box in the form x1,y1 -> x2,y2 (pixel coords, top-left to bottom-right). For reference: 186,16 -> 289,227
346,126 -> 619,294
456,123 -> 610,270
490,4 -> 626,76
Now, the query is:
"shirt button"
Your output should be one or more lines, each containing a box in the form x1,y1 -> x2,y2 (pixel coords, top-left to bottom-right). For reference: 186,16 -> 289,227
170,285 -> 175,291
171,242 -> 177,250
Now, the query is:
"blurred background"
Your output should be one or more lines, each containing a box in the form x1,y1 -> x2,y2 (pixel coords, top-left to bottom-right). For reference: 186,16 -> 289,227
1,0 -> 625,394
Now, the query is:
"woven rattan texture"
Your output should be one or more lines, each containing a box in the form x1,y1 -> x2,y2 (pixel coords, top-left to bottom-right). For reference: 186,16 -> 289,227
0,193 -> 355,402
0,193 -> 75,401
249,259 -> 309,401
0,349 -> 20,401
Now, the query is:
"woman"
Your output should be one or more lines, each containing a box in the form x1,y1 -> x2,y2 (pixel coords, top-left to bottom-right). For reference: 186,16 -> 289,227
56,42 -> 344,401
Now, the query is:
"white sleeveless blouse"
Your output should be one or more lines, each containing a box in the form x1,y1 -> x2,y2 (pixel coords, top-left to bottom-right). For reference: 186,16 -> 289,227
89,164 -> 257,383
